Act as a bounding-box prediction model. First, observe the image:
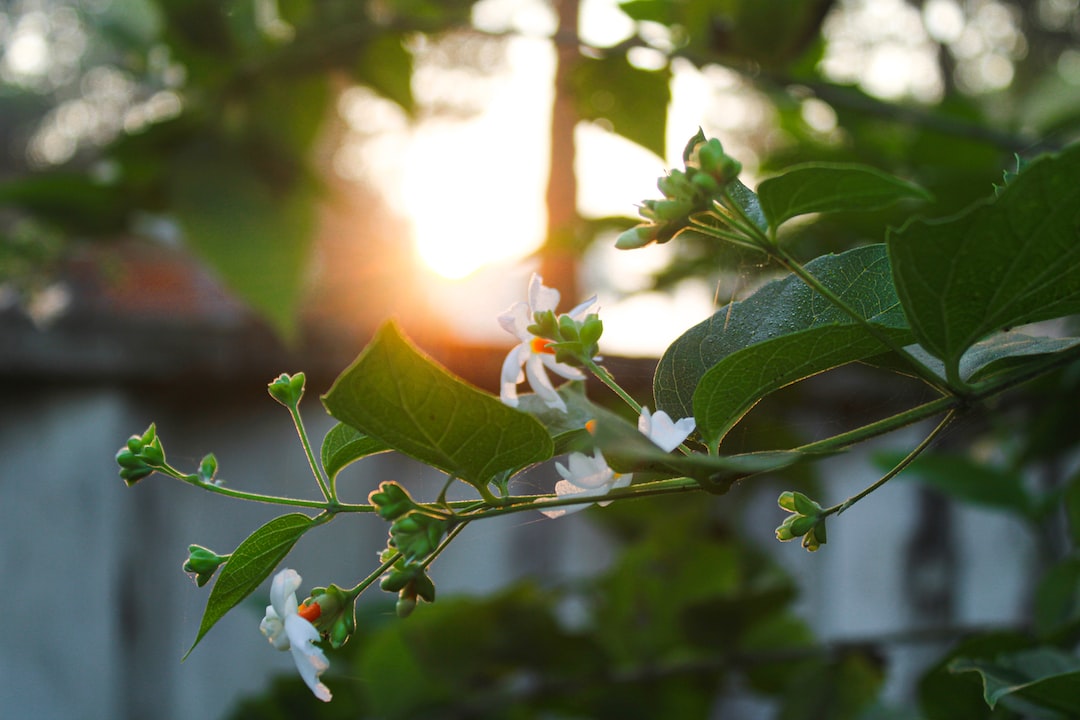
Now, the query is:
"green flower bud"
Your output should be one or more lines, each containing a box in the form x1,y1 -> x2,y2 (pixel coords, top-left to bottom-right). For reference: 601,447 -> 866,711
369,481 -> 417,521
116,424 -> 168,486
197,453 -> 218,484
778,490 -> 821,516
802,521 -> 827,552
389,512 -> 451,564
396,586 -> 418,618
304,583 -> 355,647
615,224 -> 659,250
682,128 -> 708,163
267,372 -> 305,407
183,545 -> 227,586
527,309 -> 560,341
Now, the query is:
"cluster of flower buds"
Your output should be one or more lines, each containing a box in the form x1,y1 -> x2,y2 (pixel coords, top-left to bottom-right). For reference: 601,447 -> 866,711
527,307 -> 604,370
115,423 -> 166,486
775,490 -> 828,552
379,556 -> 436,619
616,130 -> 743,250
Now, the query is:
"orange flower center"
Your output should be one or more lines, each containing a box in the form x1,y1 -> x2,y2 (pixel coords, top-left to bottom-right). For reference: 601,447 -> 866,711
298,601 -> 321,622
530,337 -> 555,354
585,419 -> 597,434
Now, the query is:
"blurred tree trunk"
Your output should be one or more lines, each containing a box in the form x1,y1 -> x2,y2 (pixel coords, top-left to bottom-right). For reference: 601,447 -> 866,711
540,0 -> 581,307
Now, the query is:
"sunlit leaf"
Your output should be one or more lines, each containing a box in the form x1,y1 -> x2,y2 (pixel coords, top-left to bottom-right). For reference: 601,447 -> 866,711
322,321 -> 553,491
185,513 -> 315,658
887,144 -> 1080,377
758,163 -> 930,230
320,422 -> 391,480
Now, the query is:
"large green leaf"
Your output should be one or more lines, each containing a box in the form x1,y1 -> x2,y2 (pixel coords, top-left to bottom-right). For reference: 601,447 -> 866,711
320,422 -> 391,481
655,245 -> 911,448
185,512 -> 315,658
757,163 -> 930,231
573,53 -> 670,158
887,144 -> 1080,378
950,647 -> 1080,716
322,321 -> 553,491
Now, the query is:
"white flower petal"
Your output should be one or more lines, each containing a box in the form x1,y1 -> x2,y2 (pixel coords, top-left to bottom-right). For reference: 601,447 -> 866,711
524,354 -> 567,411
638,407 -> 695,453
260,607 -> 289,651
285,614 -> 332,702
499,344 -> 527,407
528,273 -> 561,313
269,568 -> 301,618
540,353 -> 587,381
498,301 -> 533,340
567,294 -> 599,320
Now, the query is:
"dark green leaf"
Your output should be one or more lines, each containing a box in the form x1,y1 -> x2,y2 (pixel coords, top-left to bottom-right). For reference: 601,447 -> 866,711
950,647 -> 1080,716
573,54 -> 670,158
171,144 -> 316,340
1034,557 -> 1080,638
902,332 -> 1080,384
322,321 -> 553,491
320,422 -> 391,480
515,383 -> 593,455
655,245 -> 910,448
354,33 -> 414,114
887,144 -> 1080,377
758,163 -> 930,231
185,513 -> 315,658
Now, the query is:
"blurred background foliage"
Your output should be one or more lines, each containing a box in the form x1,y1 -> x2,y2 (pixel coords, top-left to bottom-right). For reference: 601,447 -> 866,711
5,0 -> 1080,718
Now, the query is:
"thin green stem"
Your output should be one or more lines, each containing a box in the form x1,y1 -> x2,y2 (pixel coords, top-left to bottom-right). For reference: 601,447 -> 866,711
159,466 -> 355,510
458,476 -> 702,521
421,520 -> 470,570
289,404 -> 335,503
582,357 -> 642,415
825,410 -> 956,517
794,395 -> 957,455
347,551 -> 402,597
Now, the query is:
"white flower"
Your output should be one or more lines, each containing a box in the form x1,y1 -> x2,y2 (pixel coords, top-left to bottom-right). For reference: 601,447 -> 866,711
499,273 -> 597,412
260,569 -> 332,702
638,406 -> 696,452
539,450 -> 631,519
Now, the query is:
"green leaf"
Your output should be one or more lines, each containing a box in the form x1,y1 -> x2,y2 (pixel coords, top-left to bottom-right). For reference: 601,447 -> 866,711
322,321 -> 553,491
878,452 -> 1035,520
901,332 -> 1080,384
950,647 -> 1080,716
758,163 -> 931,231
185,513 -> 315,658
1034,557 -> 1080,638
515,383 -> 593,455
655,245 -> 910,448
354,33 -> 414,114
171,143 -> 316,341
573,53 -> 670,158
320,422 -> 391,480
887,144 -> 1080,377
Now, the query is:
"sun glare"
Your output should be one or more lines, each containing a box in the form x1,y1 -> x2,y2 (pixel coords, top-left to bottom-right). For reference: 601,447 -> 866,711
402,119 -> 547,279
